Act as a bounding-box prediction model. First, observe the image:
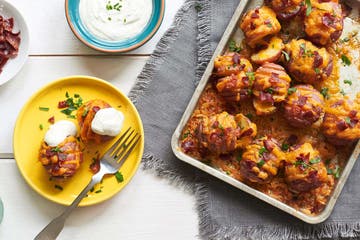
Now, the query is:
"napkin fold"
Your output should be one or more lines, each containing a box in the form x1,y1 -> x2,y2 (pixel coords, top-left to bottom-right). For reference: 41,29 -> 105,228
129,0 -> 360,239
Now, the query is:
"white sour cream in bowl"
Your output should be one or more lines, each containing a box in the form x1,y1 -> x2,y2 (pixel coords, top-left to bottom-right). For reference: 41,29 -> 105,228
44,120 -> 77,147
79,0 -> 153,42
91,108 -> 124,137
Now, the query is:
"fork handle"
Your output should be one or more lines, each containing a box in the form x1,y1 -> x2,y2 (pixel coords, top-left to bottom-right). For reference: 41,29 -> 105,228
34,171 -> 105,240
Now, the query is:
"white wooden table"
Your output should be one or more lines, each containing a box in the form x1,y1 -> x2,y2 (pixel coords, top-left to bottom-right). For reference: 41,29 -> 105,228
0,0 -> 199,239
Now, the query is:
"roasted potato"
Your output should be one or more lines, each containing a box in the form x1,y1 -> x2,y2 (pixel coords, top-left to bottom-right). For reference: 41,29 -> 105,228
283,39 -> 333,84
77,99 -> 112,143
240,136 -> 285,183
304,1 -> 343,46
285,142 -> 328,193
240,6 -> 281,48
284,84 -> 325,127
252,63 -> 291,115
265,0 -> 305,20
321,96 -> 360,145
216,71 -> 253,102
251,36 -> 285,64
39,136 -> 83,178
197,112 -> 257,154
214,53 -> 253,77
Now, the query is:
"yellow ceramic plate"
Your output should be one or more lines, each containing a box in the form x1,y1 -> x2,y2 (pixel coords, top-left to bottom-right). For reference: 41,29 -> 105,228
13,76 -> 144,206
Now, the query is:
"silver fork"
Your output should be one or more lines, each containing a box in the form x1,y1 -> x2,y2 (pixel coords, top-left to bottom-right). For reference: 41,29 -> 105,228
34,127 -> 141,240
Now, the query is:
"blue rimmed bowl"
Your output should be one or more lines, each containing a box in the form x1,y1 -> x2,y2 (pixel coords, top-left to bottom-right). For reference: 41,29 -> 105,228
65,0 -> 165,53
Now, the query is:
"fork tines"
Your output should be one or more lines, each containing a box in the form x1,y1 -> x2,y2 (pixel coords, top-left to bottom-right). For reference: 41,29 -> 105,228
109,127 -> 141,163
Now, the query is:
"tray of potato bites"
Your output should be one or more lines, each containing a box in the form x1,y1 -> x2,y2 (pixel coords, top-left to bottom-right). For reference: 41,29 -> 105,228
171,0 -> 360,223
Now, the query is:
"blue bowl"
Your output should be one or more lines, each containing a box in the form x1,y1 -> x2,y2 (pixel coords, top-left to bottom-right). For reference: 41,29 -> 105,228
65,0 -> 165,53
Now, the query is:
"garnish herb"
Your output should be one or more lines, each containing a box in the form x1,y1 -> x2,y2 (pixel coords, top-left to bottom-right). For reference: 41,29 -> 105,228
259,147 -> 267,155
39,124 -> 43,130
95,190 -> 102,193
106,1 -> 122,11
281,143 -> 289,151
245,113 -> 253,120
344,79 -> 352,86
340,37 -> 350,43
288,87 -> 297,95
108,17 -> 112,21
341,55 -> 351,66
315,68 -> 320,74
265,88 -> 274,94
123,18 -> 127,23
246,72 -> 255,83
305,0 -> 312,16
328,166 -> 341,179
229,40 -> 242,53
182,131 -> 190,139
51,146 -> 62,153
59,92 -> 83,117
345,117 -> 351,124
54,185 -> 63,191
236,152 -> 242,162
82,108 -> 89,118
340,89 -> 346,96
266,22 -> 273,28
295,160 -> 309,169
282,51 -> 290,62
320,87 -> 329,99
309,157 -> 321,164
257,159 -> 265,167
115,171 -> 124,183
39,107 -> 49,111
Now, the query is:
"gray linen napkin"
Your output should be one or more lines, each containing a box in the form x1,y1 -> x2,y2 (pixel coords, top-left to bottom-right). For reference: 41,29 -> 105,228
129,0 -> 360,239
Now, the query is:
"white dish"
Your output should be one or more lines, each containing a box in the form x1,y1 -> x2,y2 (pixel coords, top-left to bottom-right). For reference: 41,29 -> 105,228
0,0 -> 29,85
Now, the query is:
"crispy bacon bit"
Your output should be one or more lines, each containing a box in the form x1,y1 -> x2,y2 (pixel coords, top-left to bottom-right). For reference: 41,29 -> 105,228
0,16 -> 21,73
349,110 -> 357,118
322,13 -> 336,28
336,120 -> 348,131
232,54 -> 240,64
287,135 -> 298,146
298,95 -> 308,106
251,12 -> 260,18
92,106 -> 100,113
242,76 -> 249,86
58,100 -> 68,108
323,60 -> 333,76
259,92 -> 274,103
269,73 -> 280,83
48,116 -> 55,124
263,139 -> 275,152
250,22 -> 257,30
313,51 -> 323,68
181,140 -> 196,153
241,128 -> 254,137
90,157 -> 100,173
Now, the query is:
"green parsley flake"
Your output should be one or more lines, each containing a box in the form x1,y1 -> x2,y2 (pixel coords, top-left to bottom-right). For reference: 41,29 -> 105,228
39,107 -> 49,111
245,113 -> 253,120
340,89 -> 346,96
320,87 -> 329,99
315,68 -> 320,74
246,72 -> 255,83
39,124 -> 43,130
259,147 -> 267,155
54,185 -> 63,191
95,190 -> 102,193
265,88 -> 274,94
281,143 -> 289,151
341,55 -> 351,66
345,117 -> 351,124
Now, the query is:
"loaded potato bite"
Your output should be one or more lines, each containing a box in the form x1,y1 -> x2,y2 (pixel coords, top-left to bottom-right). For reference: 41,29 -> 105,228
285,142 -> 328,193
240,6 -> 281,48
250,36 -> 285,64
214,53 -> 253,77
216,71 -> 253,102
77,99 -> 124,144
321,96 -> 360,145
240,136 -> 285,184
197,112 -> 257,154
39,120 -> 83,178
265,0 -> 304,20
283,39 -> 333,84
304,1 -> 343,46
252,63 -> 291,115
284,84 -> 325,127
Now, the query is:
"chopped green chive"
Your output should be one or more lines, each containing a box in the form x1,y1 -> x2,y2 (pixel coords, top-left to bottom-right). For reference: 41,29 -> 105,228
54,185 -> 63,190
320,87 -> 329,99
257,159 -> 265,167
344,79 -> 352,86
95,190 -> 102,193
281,143 -> 289,151
265,87 -> 274,94
345,117 -> 351,124
228,39 -> 242,53
39,124 -> 43,130
315,68 -> 320,74
288,87 -> 297,95
309,157 -> 321,164
341,55 -> 351,66
340,89 -> 346,96
259,147 -> 267,155
245,113 -> 253,120
246,72 -> 255,83
305,0 -> 312,16
115,171 -> 124,183
39,107 -> 49,111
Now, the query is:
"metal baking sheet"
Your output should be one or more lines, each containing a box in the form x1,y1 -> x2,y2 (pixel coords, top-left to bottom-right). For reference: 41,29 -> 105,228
172,0 -> 360,224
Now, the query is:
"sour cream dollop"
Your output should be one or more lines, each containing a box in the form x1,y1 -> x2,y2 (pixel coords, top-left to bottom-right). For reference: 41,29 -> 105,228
79,0 -> 153,42
44,120 -> 77,147
91,108 -> 124,136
